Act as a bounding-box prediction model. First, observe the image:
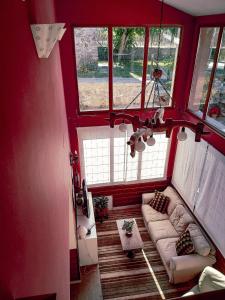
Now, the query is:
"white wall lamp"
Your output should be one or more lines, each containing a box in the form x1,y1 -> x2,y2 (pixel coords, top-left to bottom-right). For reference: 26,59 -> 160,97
30,23 -> 66,58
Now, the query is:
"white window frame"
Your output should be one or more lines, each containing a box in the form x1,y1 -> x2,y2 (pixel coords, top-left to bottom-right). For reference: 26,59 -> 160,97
77,126 -> 170,187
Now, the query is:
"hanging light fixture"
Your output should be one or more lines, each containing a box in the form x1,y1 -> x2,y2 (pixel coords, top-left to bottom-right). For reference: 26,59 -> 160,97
107,0 -> 209,158
118,121 -> 127,132
177,127 -> 187,141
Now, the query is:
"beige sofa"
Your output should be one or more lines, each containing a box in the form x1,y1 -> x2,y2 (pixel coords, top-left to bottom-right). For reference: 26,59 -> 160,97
142,186 -> 216,284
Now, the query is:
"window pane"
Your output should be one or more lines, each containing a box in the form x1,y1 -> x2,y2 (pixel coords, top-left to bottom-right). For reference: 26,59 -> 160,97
74,28 -> 109,111
83,139 -> 110,184
114,137 -> 126,182
141,134 -> 168,179
145,27 -> 180,108
114,137 -> 138,182
113,27 -> 145,109
206,28 -> 225,134
188,28 -> 219,114
126,150 -> 138,181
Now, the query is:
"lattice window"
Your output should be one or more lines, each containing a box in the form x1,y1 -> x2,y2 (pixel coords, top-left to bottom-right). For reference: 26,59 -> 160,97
78,126 -> 170,186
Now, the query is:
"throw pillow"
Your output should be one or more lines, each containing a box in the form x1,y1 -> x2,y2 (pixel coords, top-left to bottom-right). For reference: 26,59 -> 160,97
176,230 -> 195,256
169,205 -> 194,234
149,190 -> 170,214
186,223 -> 211,256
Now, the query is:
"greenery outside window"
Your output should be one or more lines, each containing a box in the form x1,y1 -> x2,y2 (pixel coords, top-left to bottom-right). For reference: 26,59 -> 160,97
74,27 -> 109,111
113,27 -> 145,109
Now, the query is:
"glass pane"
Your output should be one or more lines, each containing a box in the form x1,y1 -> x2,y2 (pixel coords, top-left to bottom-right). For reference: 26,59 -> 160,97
206,28 -> 225,134
113,27 -> 145,109
83,139 -> 110,185
126,149 -> 138,181
141,134 -> 168,179
74,28 -> 109,111
145,27 -> 180,108
114,137 -> 126,182
114,136 -> 138,182
189,27 -> 219,114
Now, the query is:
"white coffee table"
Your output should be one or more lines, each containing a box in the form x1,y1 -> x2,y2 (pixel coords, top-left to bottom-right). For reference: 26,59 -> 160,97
116,218 -> 144,258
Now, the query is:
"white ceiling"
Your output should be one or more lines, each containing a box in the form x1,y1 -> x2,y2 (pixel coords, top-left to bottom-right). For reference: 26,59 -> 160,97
163,0 -> 225,16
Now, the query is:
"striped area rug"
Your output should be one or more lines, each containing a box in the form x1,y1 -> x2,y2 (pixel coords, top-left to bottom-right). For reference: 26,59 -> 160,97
96,206 -> 195,300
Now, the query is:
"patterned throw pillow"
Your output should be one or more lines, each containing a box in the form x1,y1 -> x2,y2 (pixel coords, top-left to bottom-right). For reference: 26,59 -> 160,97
176,230 -> 195,256
148,190 -> 170,214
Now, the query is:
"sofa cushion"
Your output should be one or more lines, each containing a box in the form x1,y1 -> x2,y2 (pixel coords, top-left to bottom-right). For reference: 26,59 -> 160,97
148,220 -> 179,243
187,223 -> 211,257
142,204 -> 169,223
163,186 -> 184,216
149,190 -> 170,214
169,205 -> 194,234
176,230 -> 195,256
156,237 -> 178,267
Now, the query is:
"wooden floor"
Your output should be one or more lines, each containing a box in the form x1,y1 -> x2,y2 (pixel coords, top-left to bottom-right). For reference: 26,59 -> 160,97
70,264 -> 103,300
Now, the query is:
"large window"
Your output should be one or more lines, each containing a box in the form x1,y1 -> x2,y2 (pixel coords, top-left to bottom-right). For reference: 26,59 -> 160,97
74,26 -> 181,112
189,27 -> 225,134
77,126 -> 169,186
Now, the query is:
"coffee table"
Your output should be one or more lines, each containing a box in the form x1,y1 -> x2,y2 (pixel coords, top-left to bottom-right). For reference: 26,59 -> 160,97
116,218 -> 144,258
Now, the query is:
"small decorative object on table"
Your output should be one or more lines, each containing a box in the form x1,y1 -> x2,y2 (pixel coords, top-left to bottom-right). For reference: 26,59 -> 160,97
93,196 -> 109,223
122,220 -> 134,237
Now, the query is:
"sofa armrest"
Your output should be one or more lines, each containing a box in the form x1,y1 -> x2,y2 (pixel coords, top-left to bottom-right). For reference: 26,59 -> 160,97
170,254 -> 216,272
142,192 -> 155,204
169,254 -> 216,284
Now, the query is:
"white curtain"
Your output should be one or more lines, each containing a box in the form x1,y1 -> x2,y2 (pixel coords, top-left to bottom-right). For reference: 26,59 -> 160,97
194,145 -> 225,256
172,129 -> 208,210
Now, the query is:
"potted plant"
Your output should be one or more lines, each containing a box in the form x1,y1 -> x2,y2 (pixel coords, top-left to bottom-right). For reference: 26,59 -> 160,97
93,196 -> 109,223
122,220 -> 134,237
208,104 -> 221,118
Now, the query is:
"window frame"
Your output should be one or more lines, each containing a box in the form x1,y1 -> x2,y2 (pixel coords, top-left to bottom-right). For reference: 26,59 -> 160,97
73,25 -> 182,115
77,126 -> 171,187
187,25 -> 225,137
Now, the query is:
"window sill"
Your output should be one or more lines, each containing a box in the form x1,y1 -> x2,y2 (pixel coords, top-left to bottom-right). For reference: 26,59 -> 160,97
86,176 -> 167,188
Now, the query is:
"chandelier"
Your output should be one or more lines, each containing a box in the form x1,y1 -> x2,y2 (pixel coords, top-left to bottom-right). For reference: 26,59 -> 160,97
107,0 -> 209,158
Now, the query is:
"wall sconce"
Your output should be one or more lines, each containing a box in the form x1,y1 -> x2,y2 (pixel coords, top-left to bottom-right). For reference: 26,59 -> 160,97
70,151 -> 79,166
30,23 -> 66,58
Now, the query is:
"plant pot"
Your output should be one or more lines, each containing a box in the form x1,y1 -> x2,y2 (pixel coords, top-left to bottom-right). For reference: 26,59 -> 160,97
211,113 -> 218,118
102,207 -> 109,219
126,231 -> 133,238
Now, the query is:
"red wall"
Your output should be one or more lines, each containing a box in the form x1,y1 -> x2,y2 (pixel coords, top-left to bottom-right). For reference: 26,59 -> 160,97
0,1 -> 70,299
